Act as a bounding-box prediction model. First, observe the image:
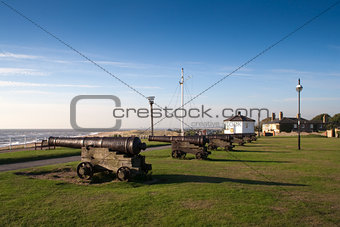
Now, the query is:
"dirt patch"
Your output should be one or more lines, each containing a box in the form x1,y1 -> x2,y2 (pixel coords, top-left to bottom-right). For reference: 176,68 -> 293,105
181,199 -> 215,210
15,167 -> 116,185
15,167 -> 154,185
271,205 -> 288,214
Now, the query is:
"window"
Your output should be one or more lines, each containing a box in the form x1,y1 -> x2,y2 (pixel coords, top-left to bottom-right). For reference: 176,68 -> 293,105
310,124 -> 313,129
245,123 -> 248,128
302,124 -> 305,128
294,124 -> 297,128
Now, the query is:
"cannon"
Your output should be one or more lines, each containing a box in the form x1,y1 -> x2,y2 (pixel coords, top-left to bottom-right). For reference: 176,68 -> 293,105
48,136 -> 151,181
231,133 -> 257,145
205,134 -> 235,151
242,133 -> 257,142
148,136 -> 210,160
148,136 -> 208,146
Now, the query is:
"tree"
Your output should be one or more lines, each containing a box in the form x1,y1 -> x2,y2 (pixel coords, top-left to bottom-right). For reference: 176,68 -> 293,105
311,113 -> 331,122
260,117 -> 272,124
328,113 -> 340,129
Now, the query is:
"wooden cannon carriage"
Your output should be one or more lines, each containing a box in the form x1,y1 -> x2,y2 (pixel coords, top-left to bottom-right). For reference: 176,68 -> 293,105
48,136 -> 151,181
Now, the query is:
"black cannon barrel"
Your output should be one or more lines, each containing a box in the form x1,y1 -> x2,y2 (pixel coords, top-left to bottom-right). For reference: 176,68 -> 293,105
231,133 -> 256,138
205,134 -> 233,141
48,136 -> 146,156
148,136 -> 207,146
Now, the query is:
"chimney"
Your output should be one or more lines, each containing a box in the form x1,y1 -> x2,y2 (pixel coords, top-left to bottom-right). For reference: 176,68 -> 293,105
323,114 -> 326,123
279,112 -> 283,120
271,113 -> 276,121
237,111 -> 241,116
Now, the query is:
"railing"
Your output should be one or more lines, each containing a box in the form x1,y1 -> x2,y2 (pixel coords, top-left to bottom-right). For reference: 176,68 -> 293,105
34,139 -> 55,150
0,137 -> 53,151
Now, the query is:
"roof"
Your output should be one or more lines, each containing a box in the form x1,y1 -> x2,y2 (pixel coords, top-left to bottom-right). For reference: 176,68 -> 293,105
224,115 -> 255,122
264,117 -> 310,125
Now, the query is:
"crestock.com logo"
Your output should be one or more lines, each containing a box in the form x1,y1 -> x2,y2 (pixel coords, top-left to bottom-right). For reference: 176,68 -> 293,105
70,95 -> 122,132
70,95 -> 270,131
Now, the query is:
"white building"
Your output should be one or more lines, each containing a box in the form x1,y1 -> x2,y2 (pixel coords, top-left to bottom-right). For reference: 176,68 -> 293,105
224,113 -> 255,134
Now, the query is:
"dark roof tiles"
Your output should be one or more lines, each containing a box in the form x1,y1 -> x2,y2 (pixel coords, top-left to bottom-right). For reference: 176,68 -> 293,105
224,115 -> 255,122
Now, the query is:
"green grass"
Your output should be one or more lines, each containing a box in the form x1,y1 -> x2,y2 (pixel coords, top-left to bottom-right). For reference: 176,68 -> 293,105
0,137 -> 340,226
0,148 -> 80,164
141,139 -> 170,148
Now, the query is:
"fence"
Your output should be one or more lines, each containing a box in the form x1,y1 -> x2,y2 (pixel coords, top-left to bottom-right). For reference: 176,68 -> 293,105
0,136 -> 50,151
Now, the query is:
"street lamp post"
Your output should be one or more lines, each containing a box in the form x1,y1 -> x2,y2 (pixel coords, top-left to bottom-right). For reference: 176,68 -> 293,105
296,78 -> 303,150
147,96 -> 155,136
258,112 -> 261,138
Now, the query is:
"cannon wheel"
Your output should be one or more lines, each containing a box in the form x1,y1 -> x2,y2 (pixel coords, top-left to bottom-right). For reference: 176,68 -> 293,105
77,162 -> 93,180
172,150 -> 185,159
196,152 -> 209,160
195,152 -> 203,160
117,166 -> 130,181
208,145 -> 217,151
225,146 -> 233,151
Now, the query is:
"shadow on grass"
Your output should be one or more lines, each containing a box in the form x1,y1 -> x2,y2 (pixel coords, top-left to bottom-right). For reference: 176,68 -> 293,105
207,158 -> 290,163
232,149 -> 289,153
153,174 -> 307,186
244,144 -> 263,146
146,143 -> 171,148
14,168 -> 306,187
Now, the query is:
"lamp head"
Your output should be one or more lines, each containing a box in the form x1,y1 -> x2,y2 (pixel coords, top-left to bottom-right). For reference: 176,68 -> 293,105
296,79 -> 303,92
147,96 -> 155,104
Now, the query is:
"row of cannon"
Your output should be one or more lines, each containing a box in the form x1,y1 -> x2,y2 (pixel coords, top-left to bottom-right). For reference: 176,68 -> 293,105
47,133 -> 256,181
148,133 -> 256,160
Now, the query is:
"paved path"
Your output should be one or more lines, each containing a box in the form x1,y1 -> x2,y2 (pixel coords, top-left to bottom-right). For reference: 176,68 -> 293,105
0,145 -> 171,172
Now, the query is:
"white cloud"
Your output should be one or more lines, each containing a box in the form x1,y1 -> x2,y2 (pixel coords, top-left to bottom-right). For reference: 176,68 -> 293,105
0,67 -> 48,76
283,97 -> 340,102
217,72 -> 253,77
0,52 -> 40,59
270,69 -> 310,74
328,73 -> 340,77
328,45 -> 340,50
183,61 -> 203,65
94,60 -> 160,69
270,69 -> 340,77
6,90 -> 53,95
49,59 -> 72,64
119,73 -> 175,78
133,85 -> 162,89
219,66 -> 253,72
0,80 -> 100,88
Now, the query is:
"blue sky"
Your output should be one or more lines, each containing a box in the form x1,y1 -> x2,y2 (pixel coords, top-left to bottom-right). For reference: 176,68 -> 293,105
0,0 -> 340,129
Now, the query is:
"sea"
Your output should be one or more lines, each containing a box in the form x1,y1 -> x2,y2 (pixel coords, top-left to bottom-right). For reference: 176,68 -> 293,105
0,129 -> 98,148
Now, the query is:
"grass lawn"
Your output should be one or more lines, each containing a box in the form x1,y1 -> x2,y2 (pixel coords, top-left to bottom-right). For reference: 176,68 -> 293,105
0,148 -> 80,165
141,139 -> 170,148
0,137 -> 339,226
